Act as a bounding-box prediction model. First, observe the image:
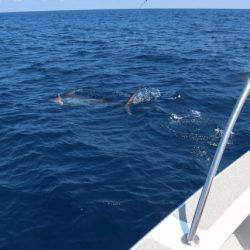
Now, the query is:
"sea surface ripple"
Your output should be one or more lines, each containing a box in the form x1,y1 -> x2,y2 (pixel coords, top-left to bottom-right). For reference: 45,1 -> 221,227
0,9 -> 250,250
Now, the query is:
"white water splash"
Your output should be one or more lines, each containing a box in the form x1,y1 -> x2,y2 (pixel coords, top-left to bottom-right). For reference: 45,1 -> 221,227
168,93 -> 181,100
214,127 -> 235,136
191,109 -> 201,118
170,113 -> 183,121
132,87 -> 161,104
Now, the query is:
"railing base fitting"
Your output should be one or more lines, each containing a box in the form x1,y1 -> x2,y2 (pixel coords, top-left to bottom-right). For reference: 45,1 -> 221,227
182,234 -> 200,247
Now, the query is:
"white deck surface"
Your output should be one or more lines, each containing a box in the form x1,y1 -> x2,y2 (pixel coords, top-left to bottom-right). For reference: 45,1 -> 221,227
131,151 -> 250,250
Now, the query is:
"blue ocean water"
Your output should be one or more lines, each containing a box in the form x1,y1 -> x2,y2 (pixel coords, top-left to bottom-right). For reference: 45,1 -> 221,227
0,9 -> 250,250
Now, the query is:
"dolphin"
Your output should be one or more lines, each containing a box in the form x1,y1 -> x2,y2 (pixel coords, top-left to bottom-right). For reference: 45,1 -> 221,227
125,89 -> 141,115
125,87 -> 161,115
55,87 -> 161,114
55,90 -> 107,106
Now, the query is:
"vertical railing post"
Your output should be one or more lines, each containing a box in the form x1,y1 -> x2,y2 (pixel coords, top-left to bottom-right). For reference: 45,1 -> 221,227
184,80 -> 250,246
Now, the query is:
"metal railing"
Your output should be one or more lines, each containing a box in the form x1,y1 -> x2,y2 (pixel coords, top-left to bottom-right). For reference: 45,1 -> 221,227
184,80 -> 250,246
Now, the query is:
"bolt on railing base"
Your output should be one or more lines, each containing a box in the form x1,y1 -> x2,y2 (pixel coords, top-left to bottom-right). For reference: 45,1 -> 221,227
182,234 -> 200,247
